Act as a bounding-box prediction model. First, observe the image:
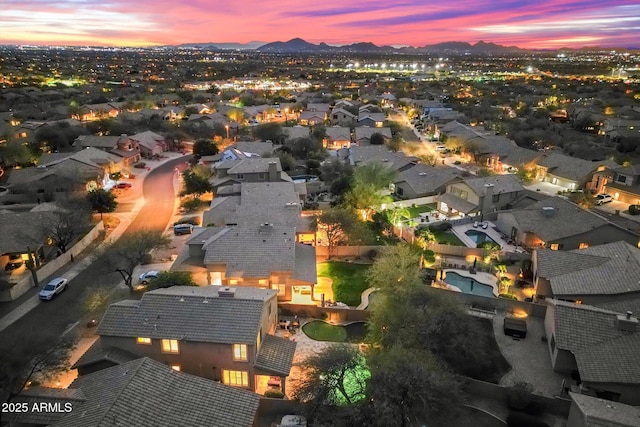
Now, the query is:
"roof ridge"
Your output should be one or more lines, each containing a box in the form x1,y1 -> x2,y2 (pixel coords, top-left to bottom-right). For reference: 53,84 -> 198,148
93,358 -> 147,426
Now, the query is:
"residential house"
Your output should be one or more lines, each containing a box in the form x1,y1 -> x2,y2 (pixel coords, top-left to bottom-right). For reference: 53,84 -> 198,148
436,175 -> 525,218
73,134 -> 141,167
76,103 -> 120,121
356,112 -> 385,128
0,211 -> 55,280
174,224 -> 317,302
354,126 -> 392,145
299,110 -> 326,126
8,357 -> 261,427
495,197 -> 640,250
330,108 -> 356,126
591,163 -> 640,205
535,152 -> 618,192
11,121 -> 45,144
324,126 -> 352,149
567,392 -> 640,427
129,130 -> 168,157
349,145 -> 417,172
83,286 -> 296,395
600,116 -> 640,142
211,158 -> 292,193
394,164 -> 460,200
544,300 -> 640,405
306,103 -> 331,113
532,241 -> 640,305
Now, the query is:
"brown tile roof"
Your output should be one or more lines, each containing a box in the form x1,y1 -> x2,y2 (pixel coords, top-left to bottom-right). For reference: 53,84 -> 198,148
255,334 -> 297,376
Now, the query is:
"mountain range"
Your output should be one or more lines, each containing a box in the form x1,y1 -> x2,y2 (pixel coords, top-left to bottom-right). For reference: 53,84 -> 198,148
176,38 -> 637,54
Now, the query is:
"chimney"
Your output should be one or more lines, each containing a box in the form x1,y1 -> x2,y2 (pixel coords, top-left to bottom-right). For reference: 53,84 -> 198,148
268,161 -> 278,181
217,287 -> 236,298
616,311 -> 638,332
480,183 -> 495,217
541,206 -> 556,218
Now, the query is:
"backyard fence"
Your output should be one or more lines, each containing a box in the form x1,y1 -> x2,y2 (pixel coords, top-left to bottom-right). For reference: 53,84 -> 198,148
315,245 -> 382,260
279,303 -> 371,322
381,196 -> 436,210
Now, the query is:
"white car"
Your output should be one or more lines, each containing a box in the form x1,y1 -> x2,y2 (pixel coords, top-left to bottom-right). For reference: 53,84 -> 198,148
139,271 -> 159,284
39,277 -> 68,300
595,194 -> 613,205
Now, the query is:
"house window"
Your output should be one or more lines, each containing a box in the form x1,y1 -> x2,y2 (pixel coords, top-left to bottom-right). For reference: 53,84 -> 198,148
272,283 -> 286,296
170,365 -> 181,371
161,339 -> 179,354
549,244 -> 559,251
223,370 -> 249,387
396,187 -> 404,196
579,243 -> 589,249
258,279 -> 268,288
136,337 -> 152,345
237,174 -> 244,181
616,175 -> 627,184
258,173 -> 266,181
233,344 -> 248,361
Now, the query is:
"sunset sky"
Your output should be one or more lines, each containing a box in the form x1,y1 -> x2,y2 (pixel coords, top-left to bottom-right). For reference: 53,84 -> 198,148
1,0 -> 639,49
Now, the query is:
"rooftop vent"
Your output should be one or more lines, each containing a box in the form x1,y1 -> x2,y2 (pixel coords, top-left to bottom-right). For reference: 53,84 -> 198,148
616,311 -> 638,332
260,223 -> 274,232
541,206 -> 556,218
218,287 -> 236,298
419,172 -> 427,176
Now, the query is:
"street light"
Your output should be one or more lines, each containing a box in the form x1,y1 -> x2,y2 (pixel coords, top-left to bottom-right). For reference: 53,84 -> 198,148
225,125 -> 229,139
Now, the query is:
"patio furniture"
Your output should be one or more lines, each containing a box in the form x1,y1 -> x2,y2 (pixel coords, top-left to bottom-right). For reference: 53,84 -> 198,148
473,221 -> 480,228
481,222 -> 489,229
279,320 -> 290,330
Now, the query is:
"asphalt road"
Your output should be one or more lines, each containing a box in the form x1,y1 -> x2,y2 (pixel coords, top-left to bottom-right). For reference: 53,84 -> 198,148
0,156 -> 190,358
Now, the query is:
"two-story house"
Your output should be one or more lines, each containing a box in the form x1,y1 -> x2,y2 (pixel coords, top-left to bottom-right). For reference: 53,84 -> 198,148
299,110 -> 327,126
73,134 -> 141,167
9,358 -> 262,427
356,112 -> 385,128
436,175 -> 525,218
211,158 -> 292,193
354,126 -> 392,145
534,152 -> 618,192
77,286 -> 296,395
495,197 -> 640,250
591,163 -> 640,205
324,126 -> 352,149
532,241 -> 640,305
330,108 -> 356,126
544,300 -> 640,405
174,224 -> 317,302
394,163 -> 460,200
129,130 -> 169,157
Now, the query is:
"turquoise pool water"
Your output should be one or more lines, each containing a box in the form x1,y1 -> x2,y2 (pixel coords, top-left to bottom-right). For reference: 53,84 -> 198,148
444,272 -> 496,298
465,230 -> 499,246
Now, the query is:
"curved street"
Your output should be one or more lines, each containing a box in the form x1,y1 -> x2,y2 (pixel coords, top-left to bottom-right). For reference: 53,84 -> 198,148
0,155 -> 189,358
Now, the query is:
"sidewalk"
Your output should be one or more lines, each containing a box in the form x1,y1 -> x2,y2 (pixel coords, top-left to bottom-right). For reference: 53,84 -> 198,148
0,152 -> 186,332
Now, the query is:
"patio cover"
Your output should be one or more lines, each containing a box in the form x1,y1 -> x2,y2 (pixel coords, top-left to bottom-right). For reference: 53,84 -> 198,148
436,193 -> 478,214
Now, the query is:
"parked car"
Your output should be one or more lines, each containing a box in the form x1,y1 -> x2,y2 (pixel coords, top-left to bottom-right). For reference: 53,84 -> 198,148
139,271 -> 159,284
173,223 -> 194,235
4,260 -> 24,271
595,194 -> 613,205
115,182 -> 132,189
39,277 -> 68,300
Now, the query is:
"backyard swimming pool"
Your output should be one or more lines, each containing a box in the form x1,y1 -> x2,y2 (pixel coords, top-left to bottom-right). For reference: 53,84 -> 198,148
443,271 -> 496,298
465,230 -> 500,246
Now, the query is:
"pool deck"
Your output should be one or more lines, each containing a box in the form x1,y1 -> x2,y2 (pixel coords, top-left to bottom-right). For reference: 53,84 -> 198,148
441,268 -> 499,297
452,222 -> 523,253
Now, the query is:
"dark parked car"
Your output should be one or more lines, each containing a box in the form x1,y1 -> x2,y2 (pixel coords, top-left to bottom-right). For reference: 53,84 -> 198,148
4,260 -> 23,271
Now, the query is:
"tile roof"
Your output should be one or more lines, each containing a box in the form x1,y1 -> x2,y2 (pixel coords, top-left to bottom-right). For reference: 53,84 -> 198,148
72,337 -> 139,370
227,157 -> 282,174
232,140 -> 274,156
462,174 -> 524,196
97,286 -> 275,344
129,130 -> 165,150
536,241 -> 640,296
255,334 -> 297,376
395,163 -> 460,196
202,224 -> 303,279
436,192 -> 478,214
0,211 -> 59,253
354,126 -> 392,141
551,300 -> 640,385
506,197 -> 608,242
53,358 -> 259,427
569,392 -> 640,426
325,126 -> 351,140
294,243 -> 318,284
74,135 -> 120,149
7,387 -> 86,425
307,103 -> 331,112
283,126 -> 311,140
537,152 -> 616,181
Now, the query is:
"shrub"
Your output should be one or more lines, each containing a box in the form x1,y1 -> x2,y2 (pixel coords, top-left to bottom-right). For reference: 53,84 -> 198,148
477,241 -> 501,250
134,162 -> 146,169
629,204 -> 640,215
367,249 -> 379,260
423,249 -> 436,264
181,198 -> 203,212
454,160 -> 462,165
499,293 -> 518,300
429,222 -> 453,231
264,389 -> 285,399
174,217 -> 201,226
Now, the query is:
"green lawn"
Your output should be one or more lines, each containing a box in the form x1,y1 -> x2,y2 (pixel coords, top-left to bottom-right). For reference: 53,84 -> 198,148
301,320 -> 348,342
317,261 -> 371,306
432,230 -> 466,246
406,204 -> 435,218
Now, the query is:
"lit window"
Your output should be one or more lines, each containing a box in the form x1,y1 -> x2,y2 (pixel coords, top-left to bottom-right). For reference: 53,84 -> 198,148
258,279 -> 268,286
223,370 -> 249,387
161,339 -> 179,354
170,365 -> 181,371
272,283 -> 286,296
579,243 -> 589,249
233,344 -> 247,361
229,279 -> 238,285
549,244 -> 559,251
136,337 -> 151,345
